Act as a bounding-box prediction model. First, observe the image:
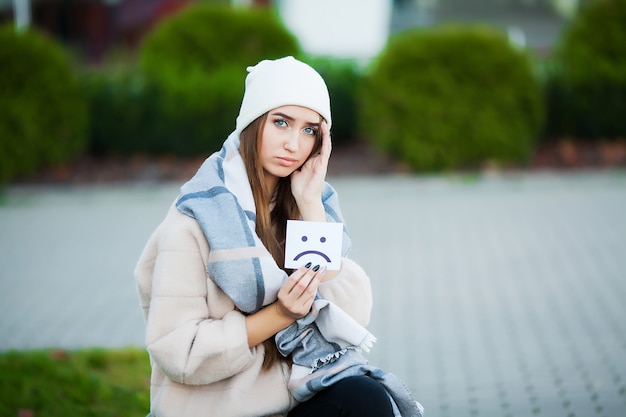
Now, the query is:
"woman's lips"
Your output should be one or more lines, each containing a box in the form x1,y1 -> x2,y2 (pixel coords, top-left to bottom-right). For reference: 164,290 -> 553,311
277,157 -> 298,167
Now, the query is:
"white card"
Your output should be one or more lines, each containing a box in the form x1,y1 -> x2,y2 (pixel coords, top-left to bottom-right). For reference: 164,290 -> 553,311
284,220 -> 343,270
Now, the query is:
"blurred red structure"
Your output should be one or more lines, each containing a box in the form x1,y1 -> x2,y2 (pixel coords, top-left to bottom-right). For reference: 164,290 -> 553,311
0,0 -> 270,63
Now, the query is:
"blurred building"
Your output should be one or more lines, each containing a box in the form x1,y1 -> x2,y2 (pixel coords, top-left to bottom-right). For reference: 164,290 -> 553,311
277,0 -> 392,63
391,0 -> 575,55
277,0 -> 571,63
0,0 -> 580,63
0,0 -> 194,62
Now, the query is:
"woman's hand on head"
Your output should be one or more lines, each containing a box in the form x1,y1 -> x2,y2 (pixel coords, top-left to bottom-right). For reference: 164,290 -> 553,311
290,121 -> 331,220
275,263 -> 325,320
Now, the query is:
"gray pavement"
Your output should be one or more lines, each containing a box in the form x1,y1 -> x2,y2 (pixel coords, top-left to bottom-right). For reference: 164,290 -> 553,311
1,171 -> 626,417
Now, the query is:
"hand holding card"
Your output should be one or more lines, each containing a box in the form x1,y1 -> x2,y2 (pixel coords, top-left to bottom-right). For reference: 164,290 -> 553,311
284,220 -> 343,270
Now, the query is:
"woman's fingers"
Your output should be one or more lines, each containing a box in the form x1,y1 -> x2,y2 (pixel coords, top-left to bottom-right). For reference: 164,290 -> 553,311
320,121 -> 332,162
282,263 -> 311,292
277,263 -> 323,319
287,264 -> 320,297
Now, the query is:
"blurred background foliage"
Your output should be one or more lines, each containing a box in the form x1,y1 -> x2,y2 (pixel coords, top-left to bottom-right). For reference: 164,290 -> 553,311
86,4 -> 300,157
1,0 -> 625,182
0,348 -> 150,417
359,24 -> 544,171
0,22 -> 88,183
544,0 -> 626,139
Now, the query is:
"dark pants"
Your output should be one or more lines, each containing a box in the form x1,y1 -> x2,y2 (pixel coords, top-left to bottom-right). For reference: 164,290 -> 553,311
287,376 -> 395,417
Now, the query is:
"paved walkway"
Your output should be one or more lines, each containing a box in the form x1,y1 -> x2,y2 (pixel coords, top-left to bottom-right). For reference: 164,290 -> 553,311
1,171 -> 625,417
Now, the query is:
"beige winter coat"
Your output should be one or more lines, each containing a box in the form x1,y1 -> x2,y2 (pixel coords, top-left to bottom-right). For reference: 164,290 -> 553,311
135,204 -> 373,417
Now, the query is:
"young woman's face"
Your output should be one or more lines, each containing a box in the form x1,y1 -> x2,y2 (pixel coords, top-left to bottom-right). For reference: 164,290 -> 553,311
260,105 -> 321,185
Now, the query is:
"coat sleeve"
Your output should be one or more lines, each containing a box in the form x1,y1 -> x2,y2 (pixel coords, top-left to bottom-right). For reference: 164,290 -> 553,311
317,257 -> 373,327
135,208 -> 256,386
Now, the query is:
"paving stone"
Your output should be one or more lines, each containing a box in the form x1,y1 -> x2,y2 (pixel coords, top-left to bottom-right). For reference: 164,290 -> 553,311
1,172 -> 625,416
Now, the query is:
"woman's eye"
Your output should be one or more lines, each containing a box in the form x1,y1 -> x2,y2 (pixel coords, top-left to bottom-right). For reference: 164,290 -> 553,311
303,127 -> 316,135
274,119 -> 287,127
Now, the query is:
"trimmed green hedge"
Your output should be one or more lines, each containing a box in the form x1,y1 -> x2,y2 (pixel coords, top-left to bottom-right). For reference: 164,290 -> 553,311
359,24 -> 544,171
545,0 -> 626,139
82,68 -> 160,156
0,24 -> 88,183
308,57 -> 362,145
83,65 -> 244,156
85,57 -> 363,156
140,4 -> 300,84
126,4 -> 301,155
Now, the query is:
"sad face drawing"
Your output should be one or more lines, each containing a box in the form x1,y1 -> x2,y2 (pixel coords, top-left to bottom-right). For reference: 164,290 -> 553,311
284,220 -> 343,270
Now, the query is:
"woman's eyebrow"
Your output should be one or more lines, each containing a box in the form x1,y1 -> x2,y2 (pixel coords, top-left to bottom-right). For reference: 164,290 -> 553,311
270,112 -> 320,126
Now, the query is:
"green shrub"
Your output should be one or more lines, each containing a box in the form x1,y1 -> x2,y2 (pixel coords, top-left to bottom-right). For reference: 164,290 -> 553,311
84,63 -> 246,157
0,24 -> 88,183
82,68 -> 162,156
140,5 -> 300,81
546,0 -> 626,139
127,4 -> 300,155
308,57 -> 362,146
151,64 -> 245,155
359,24 -> 544,172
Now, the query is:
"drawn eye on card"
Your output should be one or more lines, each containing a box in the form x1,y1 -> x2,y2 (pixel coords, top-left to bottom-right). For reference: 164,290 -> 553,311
284,220 -> 343,270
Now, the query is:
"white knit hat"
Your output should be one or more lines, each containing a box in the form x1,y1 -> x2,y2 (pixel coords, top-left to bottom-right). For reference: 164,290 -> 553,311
234,56 -> 331,138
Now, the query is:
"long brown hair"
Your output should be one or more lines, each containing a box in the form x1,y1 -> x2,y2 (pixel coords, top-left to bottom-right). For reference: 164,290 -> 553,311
239,111 -> 323,369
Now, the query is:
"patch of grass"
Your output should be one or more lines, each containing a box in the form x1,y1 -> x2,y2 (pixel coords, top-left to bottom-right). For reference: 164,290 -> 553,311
0,347 -> 150,417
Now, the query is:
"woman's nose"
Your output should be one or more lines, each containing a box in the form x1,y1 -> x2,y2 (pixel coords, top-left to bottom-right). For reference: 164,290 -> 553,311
283,132 -> 299,152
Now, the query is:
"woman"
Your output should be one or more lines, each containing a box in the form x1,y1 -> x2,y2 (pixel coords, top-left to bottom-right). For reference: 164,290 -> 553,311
135,56 -> 422,417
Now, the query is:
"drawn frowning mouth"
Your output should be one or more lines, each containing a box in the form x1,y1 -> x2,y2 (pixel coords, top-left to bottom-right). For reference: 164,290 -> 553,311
293,250 -> 331,262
